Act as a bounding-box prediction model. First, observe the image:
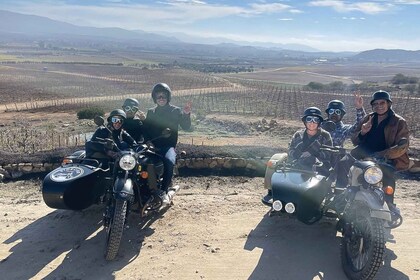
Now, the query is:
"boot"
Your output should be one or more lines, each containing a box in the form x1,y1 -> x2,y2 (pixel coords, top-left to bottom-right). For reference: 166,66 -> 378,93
261,190 -> 273,206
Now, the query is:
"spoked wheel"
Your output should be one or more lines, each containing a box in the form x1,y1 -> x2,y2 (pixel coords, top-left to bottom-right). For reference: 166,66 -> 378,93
104,199 -> 127,261
341,213 -> 385,280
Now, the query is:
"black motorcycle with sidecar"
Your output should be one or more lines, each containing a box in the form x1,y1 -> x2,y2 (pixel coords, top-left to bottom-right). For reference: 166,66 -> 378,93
263,139 -> 406,280
42,117 -> 180,260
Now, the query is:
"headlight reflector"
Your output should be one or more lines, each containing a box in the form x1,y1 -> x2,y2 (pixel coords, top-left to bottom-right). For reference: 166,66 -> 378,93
284,202 -> 296,213
364,166 -> 383,185
119,154 -> 136,170
272,200 -> 283,212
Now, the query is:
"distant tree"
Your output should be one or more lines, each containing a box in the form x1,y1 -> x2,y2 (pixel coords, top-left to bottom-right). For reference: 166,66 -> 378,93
391,73 -> 408,85
391,73 -> 419,85
408,76 -> 419,84
306,82 -> 324,90
328,81 -> 345,91
77,107 -> 104,120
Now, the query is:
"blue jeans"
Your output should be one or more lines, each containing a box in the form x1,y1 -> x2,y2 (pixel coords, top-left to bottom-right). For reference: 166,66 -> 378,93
159,147 -> 176,192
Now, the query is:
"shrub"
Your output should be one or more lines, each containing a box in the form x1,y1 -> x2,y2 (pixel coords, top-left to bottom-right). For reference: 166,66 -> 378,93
77,107 -> 105,119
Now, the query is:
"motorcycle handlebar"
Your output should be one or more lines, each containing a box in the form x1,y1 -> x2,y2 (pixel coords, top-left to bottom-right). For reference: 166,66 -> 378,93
91,137 -> 121,152
319,145 -> 345,152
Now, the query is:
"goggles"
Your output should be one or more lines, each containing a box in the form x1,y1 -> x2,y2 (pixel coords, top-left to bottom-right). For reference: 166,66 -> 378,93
111,117 -> 123,124
305,116 -> 321,123
123,105 -> 138,113
328,108 -> 342,115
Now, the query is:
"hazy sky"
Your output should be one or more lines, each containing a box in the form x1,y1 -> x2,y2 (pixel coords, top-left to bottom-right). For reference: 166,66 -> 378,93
1,0 -> 419,52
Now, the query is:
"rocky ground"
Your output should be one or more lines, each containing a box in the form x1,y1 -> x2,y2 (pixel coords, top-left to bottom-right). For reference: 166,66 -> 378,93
0,176 -> 419,280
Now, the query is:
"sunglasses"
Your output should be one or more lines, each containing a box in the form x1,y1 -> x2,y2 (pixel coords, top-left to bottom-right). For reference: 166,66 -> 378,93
156,94 -> 167,100
305,116 -> 321,123
328,109 -> 342,115
372,100 -> 387,107
111,117 -> 123,124
123,105 -> 138,113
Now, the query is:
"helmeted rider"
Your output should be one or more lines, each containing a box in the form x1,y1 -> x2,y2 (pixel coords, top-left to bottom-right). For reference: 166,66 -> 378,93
288,107 -> 333,168
143,83 -> 192,204
322,92 -> 366,147
262,107 -> 333,205
121,97 -> 146,143
86,109 -> 137,162
336,90 -> 410,215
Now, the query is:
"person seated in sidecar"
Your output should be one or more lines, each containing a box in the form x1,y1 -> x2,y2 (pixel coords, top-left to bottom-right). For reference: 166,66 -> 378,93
288,107 -> 333,172
85,109 -> 137,167
262,107 -> 333,205
335,90 -> 410,213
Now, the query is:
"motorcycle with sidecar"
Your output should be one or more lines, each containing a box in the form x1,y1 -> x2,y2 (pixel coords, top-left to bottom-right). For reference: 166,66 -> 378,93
42,117 -> 180,260
263,139 -> 406,280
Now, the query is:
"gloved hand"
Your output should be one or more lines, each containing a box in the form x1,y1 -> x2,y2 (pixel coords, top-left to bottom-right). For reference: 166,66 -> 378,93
106,150 -> 118,159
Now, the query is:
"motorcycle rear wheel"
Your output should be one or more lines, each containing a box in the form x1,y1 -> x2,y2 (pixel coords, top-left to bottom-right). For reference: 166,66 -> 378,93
104,199 -> 127,261
341,214 -> 385,280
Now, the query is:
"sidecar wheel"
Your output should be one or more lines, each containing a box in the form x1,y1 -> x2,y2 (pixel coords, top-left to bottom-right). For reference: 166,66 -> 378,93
341,216 -> 385,280
104,199 -> 127,261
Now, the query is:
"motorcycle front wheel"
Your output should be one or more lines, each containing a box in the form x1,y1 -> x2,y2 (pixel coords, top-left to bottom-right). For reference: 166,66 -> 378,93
104,199 -> 127,261
341,214 -> 385,280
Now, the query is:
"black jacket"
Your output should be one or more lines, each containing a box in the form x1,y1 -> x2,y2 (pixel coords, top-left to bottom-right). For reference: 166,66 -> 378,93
123,117 -> 145,143
144,104 -> 191,149
85,125 -> 136,158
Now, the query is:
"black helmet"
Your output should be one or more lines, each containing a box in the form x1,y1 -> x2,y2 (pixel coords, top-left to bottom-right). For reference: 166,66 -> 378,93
326,99 -> 346,115
370,90 -> 392,105
107,109 -> 126,122
123,97 -> 139,108
302,107 -> 324,122
152,83 -> 172,103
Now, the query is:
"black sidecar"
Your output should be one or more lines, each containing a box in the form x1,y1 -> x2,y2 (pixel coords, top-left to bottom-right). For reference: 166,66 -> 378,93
271,169 -> 330,224
42,162 -> 110,210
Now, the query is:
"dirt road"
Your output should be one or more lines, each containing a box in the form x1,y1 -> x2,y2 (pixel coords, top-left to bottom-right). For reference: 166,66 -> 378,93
0,176 -> 419,280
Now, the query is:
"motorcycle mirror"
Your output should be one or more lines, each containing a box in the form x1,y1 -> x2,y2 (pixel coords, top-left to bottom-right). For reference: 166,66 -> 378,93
162,128 -> 171,138
322,120 -> 336,132
94,116 -> 105,127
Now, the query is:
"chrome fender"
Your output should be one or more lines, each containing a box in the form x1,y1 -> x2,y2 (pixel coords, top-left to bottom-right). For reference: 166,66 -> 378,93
354,191 -> 391,221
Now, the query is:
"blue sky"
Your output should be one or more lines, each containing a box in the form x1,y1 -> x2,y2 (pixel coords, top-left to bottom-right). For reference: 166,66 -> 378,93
1,0 -> 419,52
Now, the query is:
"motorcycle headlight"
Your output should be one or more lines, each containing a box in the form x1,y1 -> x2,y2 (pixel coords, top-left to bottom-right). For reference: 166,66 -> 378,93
119,154 -> 136,171
364,166 -> 383,185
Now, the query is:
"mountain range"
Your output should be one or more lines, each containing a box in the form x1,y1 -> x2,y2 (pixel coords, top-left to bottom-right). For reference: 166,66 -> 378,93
1,9 -> 420,62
